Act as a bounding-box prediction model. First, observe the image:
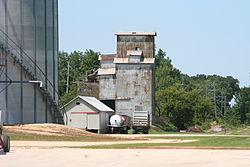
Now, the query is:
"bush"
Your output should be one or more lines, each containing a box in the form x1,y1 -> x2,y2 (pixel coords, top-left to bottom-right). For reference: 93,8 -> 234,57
155,115 -> 179,131
246,113 -> 250,125
160,120 -> 178,131
201,120 -> 212,130
223,109 -> 241,128
187,125 -> 204,133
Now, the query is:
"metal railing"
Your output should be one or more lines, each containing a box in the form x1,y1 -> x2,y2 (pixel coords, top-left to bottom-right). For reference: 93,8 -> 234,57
0,28 -> 63,123
0,44 -> 4,66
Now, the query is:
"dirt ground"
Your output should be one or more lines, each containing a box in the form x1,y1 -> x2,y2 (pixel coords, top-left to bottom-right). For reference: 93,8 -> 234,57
1,148 -> 250,167
10,138 -> 197,148
2,124 -> 250,166
4,123 -> 97,137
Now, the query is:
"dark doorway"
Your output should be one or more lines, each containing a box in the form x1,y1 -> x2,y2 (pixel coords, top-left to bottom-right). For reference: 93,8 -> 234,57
101,100 -> 115,111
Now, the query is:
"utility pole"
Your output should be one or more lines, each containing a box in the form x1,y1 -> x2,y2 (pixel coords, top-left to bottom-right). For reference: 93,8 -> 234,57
205,81 -> 208,98
221,89 -> 224,116
66,61 -> 70,93
212,82 -> 217,118
224,96 -> 227,115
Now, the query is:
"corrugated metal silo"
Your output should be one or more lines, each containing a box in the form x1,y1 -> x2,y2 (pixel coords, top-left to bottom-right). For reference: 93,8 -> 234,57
0,0 -> 62,124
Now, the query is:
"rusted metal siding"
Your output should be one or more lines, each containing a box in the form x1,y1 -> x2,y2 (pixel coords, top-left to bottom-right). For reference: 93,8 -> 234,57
99,75 -> 116,100
117,35 -> 155,58
115,64 -> 154,124
98,68 -> 115,75
99,54 -> 116,100
77,82 -> 99,99
100,60 -> 116,68
98,32 -> 156,125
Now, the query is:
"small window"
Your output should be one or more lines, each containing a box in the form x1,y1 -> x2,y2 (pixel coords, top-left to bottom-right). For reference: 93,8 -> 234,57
135,106 -> 143,111
76,102 -> 80,105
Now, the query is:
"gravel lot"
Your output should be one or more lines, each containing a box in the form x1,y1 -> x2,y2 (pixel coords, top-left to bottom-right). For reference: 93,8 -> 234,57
2,124 -> 250,167
9,138 -> 196,148
1,148 -> 250,167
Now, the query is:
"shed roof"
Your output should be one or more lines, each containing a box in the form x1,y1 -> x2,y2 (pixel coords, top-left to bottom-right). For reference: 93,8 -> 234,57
62,96 -> 114,112
127,50 -> 143,56
98,68 -> 116,75
78,96 -> 114,112
114,58 -> 155,64
115,31 -> 157,36
99,54 -> 117,61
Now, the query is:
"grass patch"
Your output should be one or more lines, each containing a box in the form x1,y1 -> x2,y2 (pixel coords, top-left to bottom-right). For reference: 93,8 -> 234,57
71,136 -> 250,149
149,125 -> 250,135
149,136 -> 250,147
213,127 -> 250,135
3,131 -> 125,142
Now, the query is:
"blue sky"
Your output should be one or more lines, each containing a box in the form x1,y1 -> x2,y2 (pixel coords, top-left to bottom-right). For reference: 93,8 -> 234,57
59,0 -> 250,87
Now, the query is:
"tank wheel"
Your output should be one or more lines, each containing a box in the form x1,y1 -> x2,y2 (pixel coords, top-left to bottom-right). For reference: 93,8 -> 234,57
132,129 -> 137,134
111,128 -> 115,134
121,127 -> 128,134
2,136 -> 10,152
143,129 -> 149,134
121,129 -> 128,134
107,128 -> 111,134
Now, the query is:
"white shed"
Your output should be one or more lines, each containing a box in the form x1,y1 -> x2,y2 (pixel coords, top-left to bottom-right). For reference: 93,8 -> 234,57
61,96 -> 114,133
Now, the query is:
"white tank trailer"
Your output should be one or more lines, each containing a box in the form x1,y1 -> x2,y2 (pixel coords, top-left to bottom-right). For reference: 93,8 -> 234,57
108,111 -> 149,134
108,114 -> 131,134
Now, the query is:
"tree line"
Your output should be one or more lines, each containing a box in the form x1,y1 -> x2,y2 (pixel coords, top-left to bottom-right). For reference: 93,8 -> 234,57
59,50 -> 99,105
59,49 -> 250,131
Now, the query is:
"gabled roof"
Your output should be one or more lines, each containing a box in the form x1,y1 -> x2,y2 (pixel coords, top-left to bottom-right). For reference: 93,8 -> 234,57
114,58 -> 155,64
79,96 -> 114,112
62,96 -> 114,112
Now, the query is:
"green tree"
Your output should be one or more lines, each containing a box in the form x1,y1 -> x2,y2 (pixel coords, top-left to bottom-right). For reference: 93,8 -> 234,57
155,49 -> 182,91
190,75 -> 240,104
154,49 -> 230,130
235,87 -> 250,124
59,50 -> 100,105
157,84 -> 213,130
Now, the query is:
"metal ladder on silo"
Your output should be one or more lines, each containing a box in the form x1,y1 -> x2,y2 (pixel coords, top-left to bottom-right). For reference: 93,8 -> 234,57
0,45 -> 5,67
0,28 -> 64,124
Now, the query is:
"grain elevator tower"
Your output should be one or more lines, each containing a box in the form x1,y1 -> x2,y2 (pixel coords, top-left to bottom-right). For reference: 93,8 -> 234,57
98,31 -> 156,125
